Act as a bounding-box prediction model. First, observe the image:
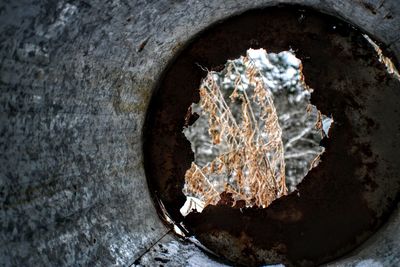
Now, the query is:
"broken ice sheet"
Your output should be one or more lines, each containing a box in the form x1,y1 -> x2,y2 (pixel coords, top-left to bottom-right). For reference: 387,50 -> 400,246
181,49 -> 333,216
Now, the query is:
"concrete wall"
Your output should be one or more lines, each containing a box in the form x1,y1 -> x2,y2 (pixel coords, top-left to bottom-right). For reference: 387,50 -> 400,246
0,0 -> 399,266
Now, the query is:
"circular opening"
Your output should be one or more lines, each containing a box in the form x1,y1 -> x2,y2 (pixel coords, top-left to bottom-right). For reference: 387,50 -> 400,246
144,5 -> 400,266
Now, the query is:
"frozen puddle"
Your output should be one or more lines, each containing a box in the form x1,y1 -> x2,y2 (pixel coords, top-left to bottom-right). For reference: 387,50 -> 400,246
181,49 -> 333,216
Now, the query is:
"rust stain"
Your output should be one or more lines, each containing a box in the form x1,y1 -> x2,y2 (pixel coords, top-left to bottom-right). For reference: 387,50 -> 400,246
138,37 -> 150,52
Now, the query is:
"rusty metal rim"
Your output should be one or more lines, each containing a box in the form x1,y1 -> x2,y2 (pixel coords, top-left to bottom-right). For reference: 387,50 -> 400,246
143,4 -> 400,266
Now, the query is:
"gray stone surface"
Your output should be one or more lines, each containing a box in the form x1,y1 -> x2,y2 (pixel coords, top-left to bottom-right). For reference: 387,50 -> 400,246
0,0 -> 399,266
134,234 -> 230,267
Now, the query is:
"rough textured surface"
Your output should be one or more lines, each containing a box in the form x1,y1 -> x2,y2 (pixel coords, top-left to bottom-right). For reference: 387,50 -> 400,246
144,5 -> 400,266
325,203 -> 400,266
134,234 -> 230,267
0,0 -> 399,266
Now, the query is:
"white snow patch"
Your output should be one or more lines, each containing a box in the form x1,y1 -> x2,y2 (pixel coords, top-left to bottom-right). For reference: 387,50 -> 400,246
355,259 -> 384,267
